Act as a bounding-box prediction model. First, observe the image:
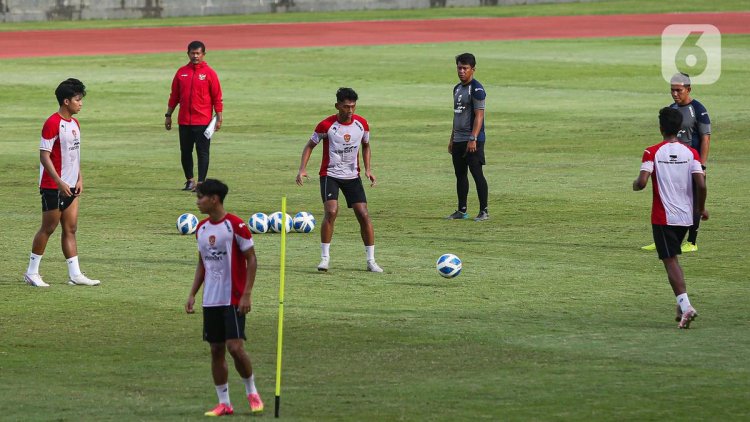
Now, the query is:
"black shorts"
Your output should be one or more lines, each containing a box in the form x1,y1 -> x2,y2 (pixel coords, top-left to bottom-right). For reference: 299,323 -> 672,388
451,141 -> 486,166
203,305 -> 246,343
652,224 -> 689,260
40,188 -> 78,212
320,176 -> 367,208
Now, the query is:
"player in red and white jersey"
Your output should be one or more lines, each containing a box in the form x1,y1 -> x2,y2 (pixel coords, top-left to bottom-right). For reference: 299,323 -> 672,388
23,78 -> 100,287
633,107 -> 708,329
296,88 -> 383,273
185,179 -> 264,416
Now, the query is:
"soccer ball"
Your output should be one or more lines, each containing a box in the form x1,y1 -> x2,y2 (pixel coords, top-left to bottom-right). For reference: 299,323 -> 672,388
292,211 -> 316,233
248,212 -> 269,234
436,253 -> 462,278
269,211 -> 292,233
177,213 -> 199,235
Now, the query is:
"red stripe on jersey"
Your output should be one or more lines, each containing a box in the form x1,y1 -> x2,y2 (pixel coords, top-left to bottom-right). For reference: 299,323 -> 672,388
650,172 -> 667,225
196,214 -> 254,307
641,140 -> 703,226
313,114 -> 369,179
228,214 -> 252,306
40,114 -> 61,189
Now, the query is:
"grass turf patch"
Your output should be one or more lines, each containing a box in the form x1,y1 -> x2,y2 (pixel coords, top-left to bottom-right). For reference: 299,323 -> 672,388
1,33 -> 749,422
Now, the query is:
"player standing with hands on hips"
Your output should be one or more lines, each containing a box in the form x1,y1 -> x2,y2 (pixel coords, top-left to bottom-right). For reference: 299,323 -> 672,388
296,87 -> 383,273
185,179 -> 264,416
447,53 -> 489,221
633,107 -> 708,329
23,78 -> 100,287
165,40 -> 223,192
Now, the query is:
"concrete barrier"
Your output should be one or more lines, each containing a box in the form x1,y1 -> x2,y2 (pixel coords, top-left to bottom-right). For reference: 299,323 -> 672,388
0,0 -> 583,22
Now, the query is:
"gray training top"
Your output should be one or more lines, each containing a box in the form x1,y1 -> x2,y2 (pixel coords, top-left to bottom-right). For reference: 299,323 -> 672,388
669,99 -> 711,153
452,79 -> 486,142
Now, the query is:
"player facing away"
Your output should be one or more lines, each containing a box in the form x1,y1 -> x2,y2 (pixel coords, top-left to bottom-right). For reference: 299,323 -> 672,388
642,72 -> 712,252
185,179 -> 264,416
295,87 -> 383,273
633,107 -> 708,329
24,78 -> 100,287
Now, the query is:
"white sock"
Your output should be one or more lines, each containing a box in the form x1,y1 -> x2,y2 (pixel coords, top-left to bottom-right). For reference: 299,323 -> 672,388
676,293 -> 692,313
215,383 -> 231,405
321,243 -> 330,258
66,256 -> 82,278
27,253 -> 43,274
241,374 -> 258,395
365,245 -> 375,261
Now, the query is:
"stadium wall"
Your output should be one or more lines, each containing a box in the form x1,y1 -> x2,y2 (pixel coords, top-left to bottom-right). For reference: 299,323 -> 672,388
0,0 -> 586,22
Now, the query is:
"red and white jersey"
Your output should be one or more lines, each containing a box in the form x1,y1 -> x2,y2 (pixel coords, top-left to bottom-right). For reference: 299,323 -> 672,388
311,114 -> 370,180
195,213 -> 255,307
39,113 -> 81,189
640,140 -> 704,226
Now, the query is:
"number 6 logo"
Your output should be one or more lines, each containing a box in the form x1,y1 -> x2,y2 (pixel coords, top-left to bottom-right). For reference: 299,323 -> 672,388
662,24 -> 721,85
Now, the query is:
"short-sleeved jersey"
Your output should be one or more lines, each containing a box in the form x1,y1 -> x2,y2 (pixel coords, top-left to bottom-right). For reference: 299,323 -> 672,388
452,79 -> 486,143
39,113 -> 81,189
669,99 -> 711,152
196,213 -> 255,307
310,114 -> 370,180
640,140 -> 704,226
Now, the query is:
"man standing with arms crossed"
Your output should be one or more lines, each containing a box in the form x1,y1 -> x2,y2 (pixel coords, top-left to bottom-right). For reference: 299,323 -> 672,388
633,107 -> 708,329
165,40 -> 223,192
643,73 -> 711,252
296,87 -> 383,273
24,78 -> 100,287
447,52 -> 489,222
185,179 -> 264,416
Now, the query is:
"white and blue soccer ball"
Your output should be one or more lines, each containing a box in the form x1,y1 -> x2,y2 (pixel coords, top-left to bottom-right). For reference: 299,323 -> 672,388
436,253 -> 462,278
292,211 -> 316,233
248,212 -> 269,234
269,211 -> 292,233
177,213 -> 199,235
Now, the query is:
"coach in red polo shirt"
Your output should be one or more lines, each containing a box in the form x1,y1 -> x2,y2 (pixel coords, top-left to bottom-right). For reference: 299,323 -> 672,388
165,40 -> 223,192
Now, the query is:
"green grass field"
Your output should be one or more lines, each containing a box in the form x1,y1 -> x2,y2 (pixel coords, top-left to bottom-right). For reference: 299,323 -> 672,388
1,1 -> 749,421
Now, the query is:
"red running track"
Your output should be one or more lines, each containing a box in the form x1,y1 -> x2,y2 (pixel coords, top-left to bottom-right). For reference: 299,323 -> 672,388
1,12 -> 748,58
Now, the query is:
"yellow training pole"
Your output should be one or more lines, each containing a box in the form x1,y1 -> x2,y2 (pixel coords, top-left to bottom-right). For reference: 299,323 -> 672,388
275,196 -> 287,418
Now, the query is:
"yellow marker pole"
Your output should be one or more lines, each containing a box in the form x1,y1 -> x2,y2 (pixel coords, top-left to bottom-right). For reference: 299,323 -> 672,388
275,196 -> 287,418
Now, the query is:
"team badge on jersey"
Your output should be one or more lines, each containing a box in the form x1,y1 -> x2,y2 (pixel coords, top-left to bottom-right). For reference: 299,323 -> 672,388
209,235 -> 216,246
199,74 -> 207,80
344,134 -> 351,142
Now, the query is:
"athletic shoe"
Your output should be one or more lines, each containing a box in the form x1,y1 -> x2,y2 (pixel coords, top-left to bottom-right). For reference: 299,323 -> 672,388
204,403 -> 234,417
446,210 -> 469,220
247,393 -> 264,414
24,273 -> 49,287
182,180 -> 195,191
641,243 -> 656,251
317,256 -> 330,272
678,306 -> 698,329
68,273 -> 101,286
474,210 -> 489,222
366,260 -> 383,273
681,242 -> 698,252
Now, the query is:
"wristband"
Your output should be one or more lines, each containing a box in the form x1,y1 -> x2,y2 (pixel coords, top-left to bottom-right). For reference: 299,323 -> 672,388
468,136 -> 477,141
165,113 -> 172,118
